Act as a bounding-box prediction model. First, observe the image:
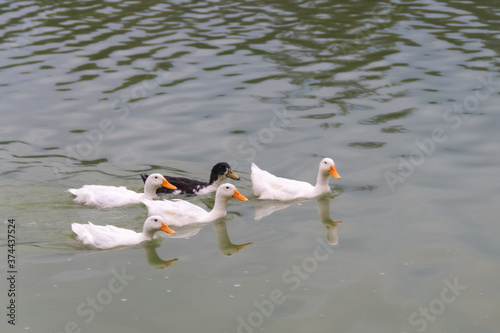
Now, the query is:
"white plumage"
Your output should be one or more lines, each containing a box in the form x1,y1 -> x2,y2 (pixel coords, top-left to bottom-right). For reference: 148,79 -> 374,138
68,173 -> 176,208
251,158 -> 341,201
143,184 -> 248,227
71,215 -> 175,249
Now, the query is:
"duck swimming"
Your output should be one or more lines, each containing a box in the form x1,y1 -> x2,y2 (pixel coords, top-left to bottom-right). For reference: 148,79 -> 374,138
143,184 -> 248,227
140,162 -> 240,195
71,215 -> 175,249
68,173 -> 176,208
251,158 -> 341,201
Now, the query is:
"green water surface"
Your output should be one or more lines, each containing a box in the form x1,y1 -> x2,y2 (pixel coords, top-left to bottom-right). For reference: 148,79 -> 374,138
1,1 -> 499,332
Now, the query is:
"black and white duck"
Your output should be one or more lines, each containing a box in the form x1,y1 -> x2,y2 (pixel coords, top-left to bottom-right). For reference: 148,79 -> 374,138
140,162 -> 240,195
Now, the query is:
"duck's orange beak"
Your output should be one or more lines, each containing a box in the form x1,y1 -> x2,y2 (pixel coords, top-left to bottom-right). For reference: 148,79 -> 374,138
232,189 -> 248,201
329,165 -> 341,179
160,222 -> 175,234
236,242 -> 252,251
162,178 -> 177,190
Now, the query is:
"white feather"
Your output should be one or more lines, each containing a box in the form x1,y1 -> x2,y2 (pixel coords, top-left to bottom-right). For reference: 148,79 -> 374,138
68,173 -> 174,208
251,158 -> 340,201
71,216 -> 173,249
143,184 -> 247,227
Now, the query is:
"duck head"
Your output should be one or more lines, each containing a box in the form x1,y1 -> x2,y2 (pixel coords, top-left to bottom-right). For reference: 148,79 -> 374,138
210,162 -> 240,183
144,215 -> 175,235
216,183 -> 248,202
320,158 -> 341,179
146,173 -> 177,190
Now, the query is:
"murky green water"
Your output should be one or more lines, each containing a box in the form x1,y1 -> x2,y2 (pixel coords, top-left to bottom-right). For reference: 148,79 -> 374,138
1,0 -> 500,332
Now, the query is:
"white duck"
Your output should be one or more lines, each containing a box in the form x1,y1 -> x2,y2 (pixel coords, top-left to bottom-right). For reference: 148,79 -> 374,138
251,158 -> 341,201
68,173 -> 176,208
143,184 -> 248,227
71,215 -> 175,249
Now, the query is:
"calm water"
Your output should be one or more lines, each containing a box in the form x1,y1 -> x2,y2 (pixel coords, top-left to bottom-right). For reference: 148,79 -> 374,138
1,0 -> 500,332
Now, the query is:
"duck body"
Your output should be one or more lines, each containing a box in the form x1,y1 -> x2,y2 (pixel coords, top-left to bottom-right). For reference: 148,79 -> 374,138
69,185 -> 143,208
71,215 -> 175,249
68,173 -> 176,208
251,158 -> 341,201
145,199 -> 212,226
140,162 -> 239,196
143,184 -> 248,227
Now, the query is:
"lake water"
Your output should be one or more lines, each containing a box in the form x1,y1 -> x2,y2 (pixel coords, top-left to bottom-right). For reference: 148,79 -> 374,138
1,0 -> 500,332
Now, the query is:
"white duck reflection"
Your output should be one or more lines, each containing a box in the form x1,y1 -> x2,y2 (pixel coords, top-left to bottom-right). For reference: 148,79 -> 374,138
316,196 -> 342,245
143,243 -> 178,270
253,201 -> 292,221
253,195 -> 341,245
157,219 -> 251,257
213,220 -> 252,256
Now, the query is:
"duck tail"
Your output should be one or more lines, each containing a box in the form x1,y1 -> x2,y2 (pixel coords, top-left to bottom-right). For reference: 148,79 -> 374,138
251,162 -> 262,173
140,174 -> 149,183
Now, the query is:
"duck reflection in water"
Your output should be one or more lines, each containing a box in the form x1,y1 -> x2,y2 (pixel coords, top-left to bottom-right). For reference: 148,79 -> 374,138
253,201 -> 292,221
213,220 -> 252,256
158,219 -> 252,257
143,242 -> 179,270
316,195 -> 341,245
253,195 -> 341,245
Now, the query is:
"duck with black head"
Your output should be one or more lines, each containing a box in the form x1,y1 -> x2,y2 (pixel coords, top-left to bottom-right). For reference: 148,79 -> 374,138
140,162 -> 240,195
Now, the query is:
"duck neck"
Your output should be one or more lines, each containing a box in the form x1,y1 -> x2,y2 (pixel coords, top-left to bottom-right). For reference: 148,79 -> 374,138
314,170 -> 331,194
204,176 -> 223,193
208,173 -> 222,186
141,226 -> 156,240
213,221 -> 231,244
143,184 -> 158,200
207,194 -> 230,220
